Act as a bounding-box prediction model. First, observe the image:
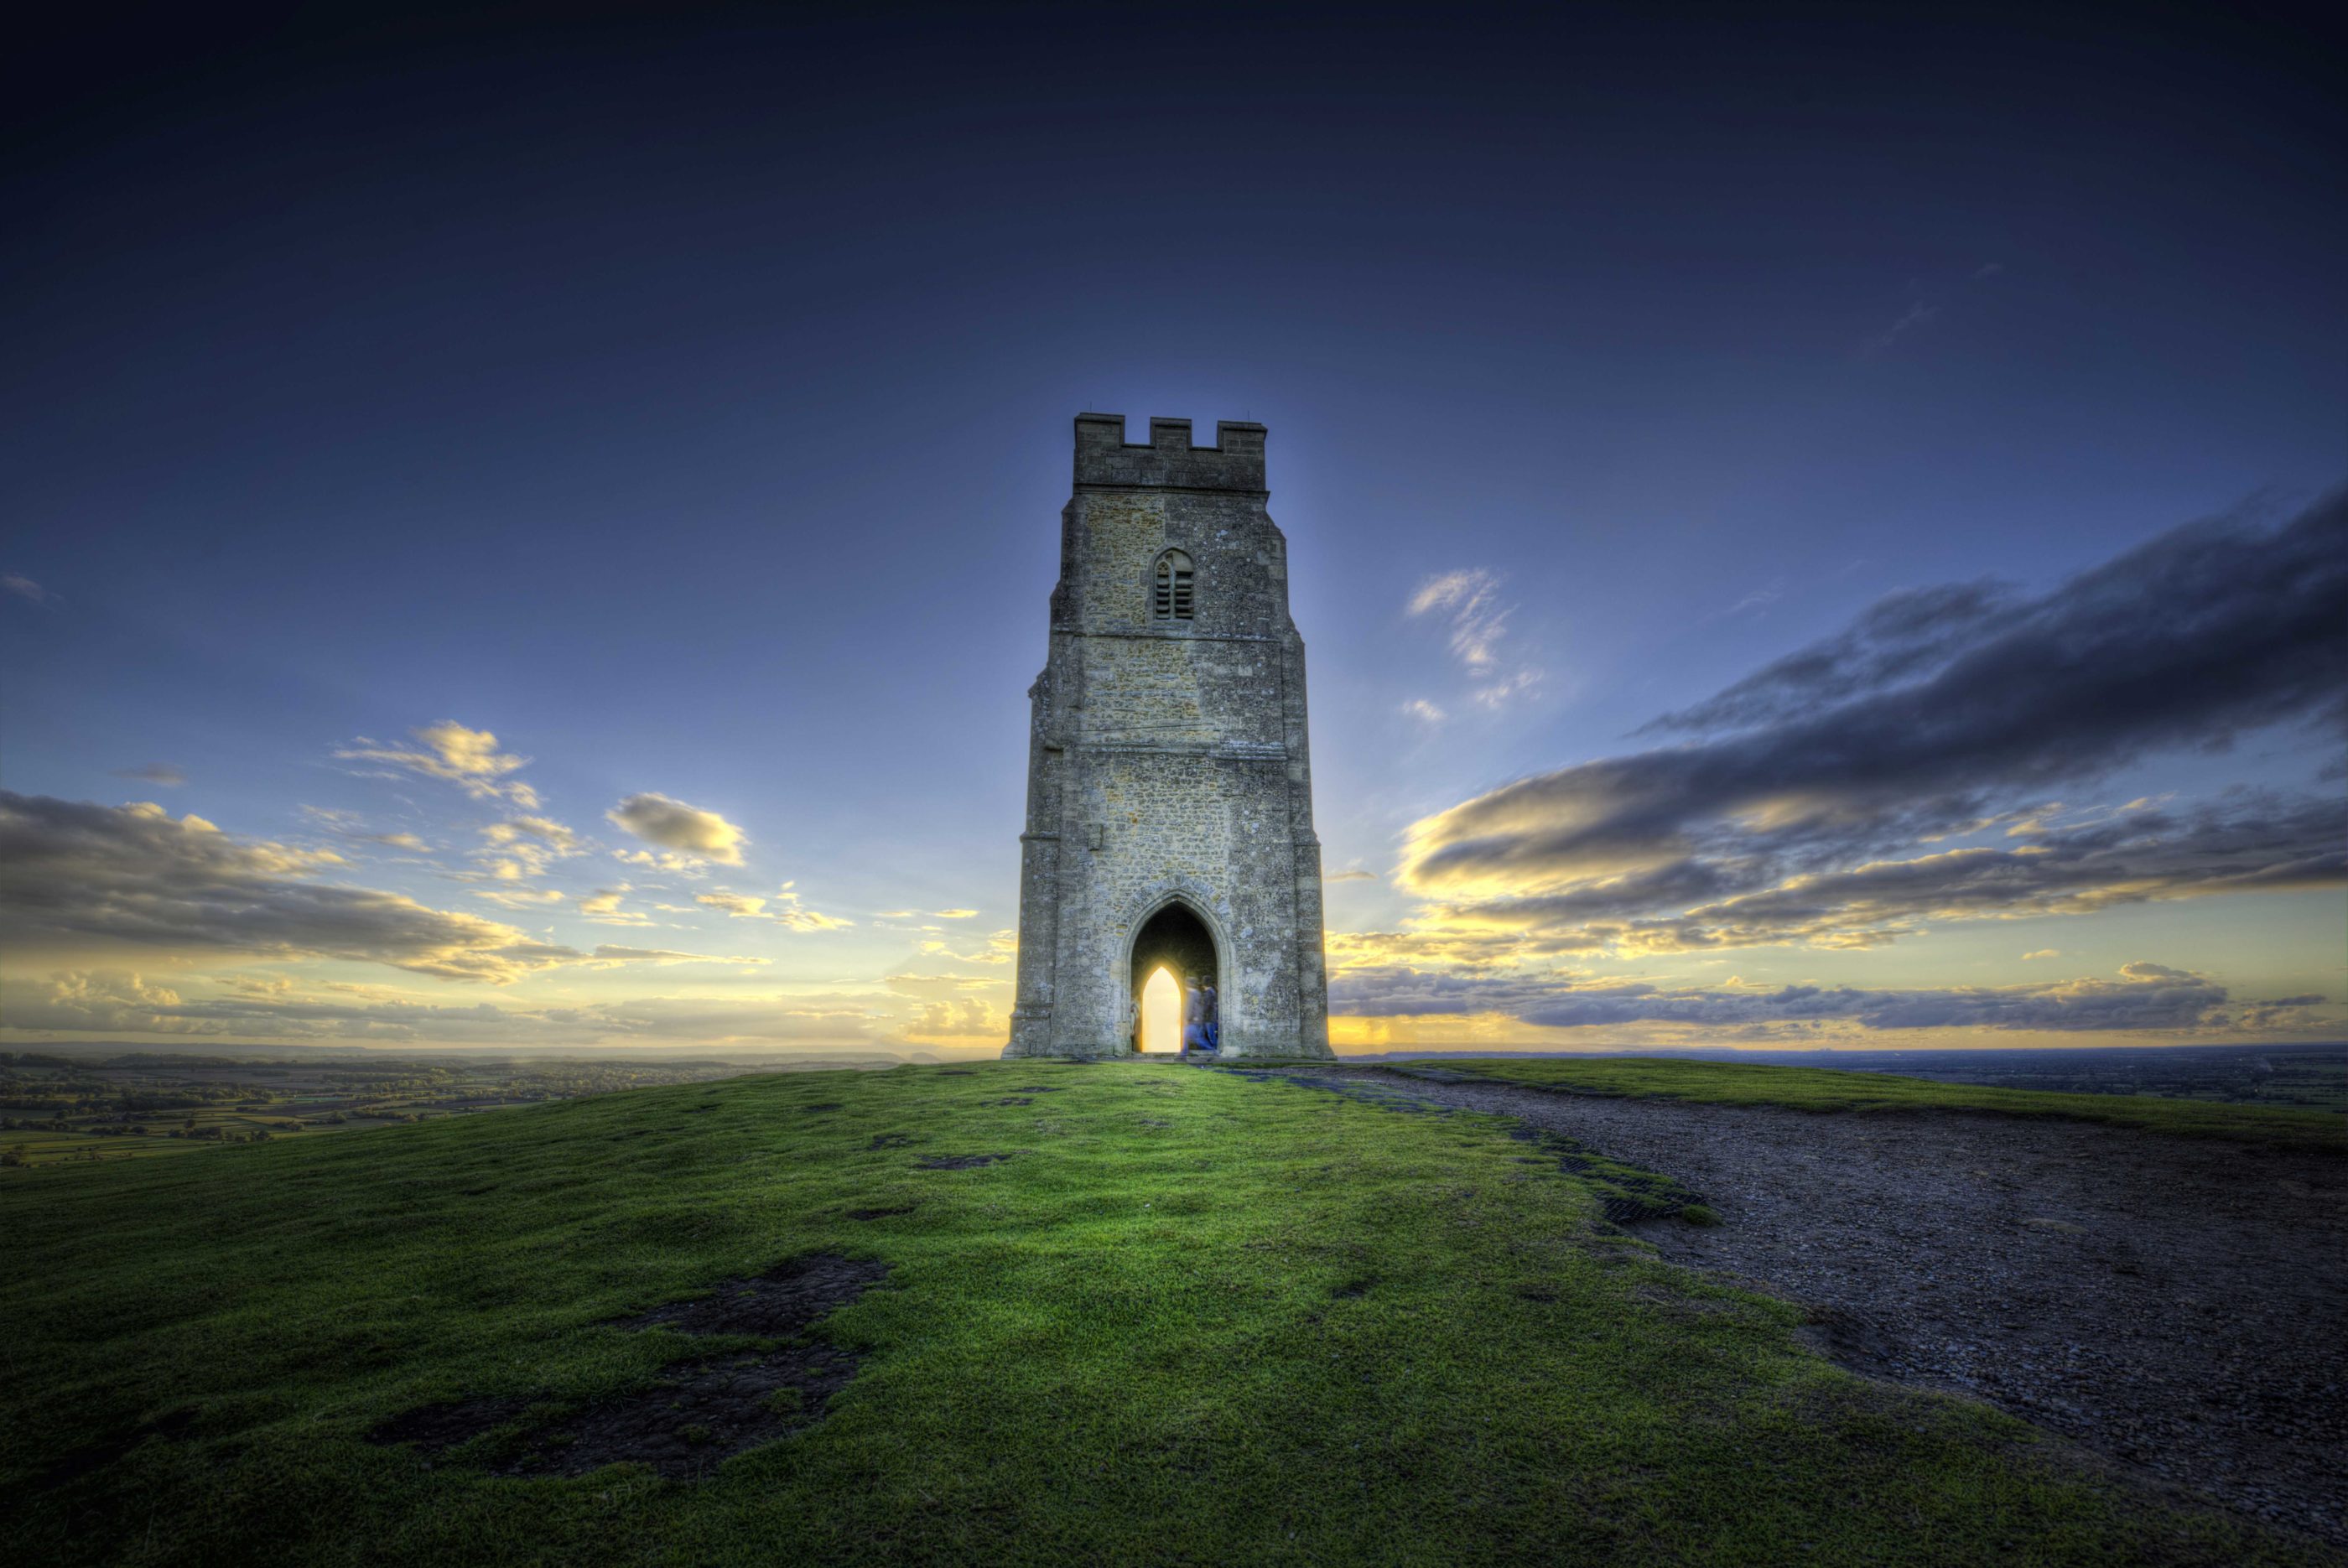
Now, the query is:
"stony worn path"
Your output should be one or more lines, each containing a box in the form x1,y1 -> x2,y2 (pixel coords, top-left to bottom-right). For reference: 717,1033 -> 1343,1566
1249,1065 -> 2348,1550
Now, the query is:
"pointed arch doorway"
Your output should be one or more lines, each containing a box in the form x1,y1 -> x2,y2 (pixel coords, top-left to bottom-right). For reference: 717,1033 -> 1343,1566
1130,900 -> 1218,1054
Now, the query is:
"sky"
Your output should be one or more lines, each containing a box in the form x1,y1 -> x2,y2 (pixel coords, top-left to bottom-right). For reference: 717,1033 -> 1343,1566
3,3 -> 2342,1057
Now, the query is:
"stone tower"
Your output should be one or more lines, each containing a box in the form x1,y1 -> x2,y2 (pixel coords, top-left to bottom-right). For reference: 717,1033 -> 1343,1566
1005,413 -> 1334,1060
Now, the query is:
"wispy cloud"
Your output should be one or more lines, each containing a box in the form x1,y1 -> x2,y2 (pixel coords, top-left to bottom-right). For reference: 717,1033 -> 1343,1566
696,883 -> 853,932
1406,569 -> 1543,709
111,763 -> 186,787
1409,569 -> 1511,667
336,722 -> 539,808
475,813 -> 590,880
584,945 -> 768,969
1728,577 -> 1785,616
579,885 -> 656,926
3,573 -> 55,605
1862,301 -> 1938,356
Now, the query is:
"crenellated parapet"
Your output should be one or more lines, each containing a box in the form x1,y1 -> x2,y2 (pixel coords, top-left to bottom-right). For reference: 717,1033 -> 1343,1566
1073,413 -> 1267,493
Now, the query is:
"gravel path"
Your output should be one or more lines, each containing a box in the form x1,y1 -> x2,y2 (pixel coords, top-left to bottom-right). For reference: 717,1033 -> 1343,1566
1255,1065 -> 2348,1549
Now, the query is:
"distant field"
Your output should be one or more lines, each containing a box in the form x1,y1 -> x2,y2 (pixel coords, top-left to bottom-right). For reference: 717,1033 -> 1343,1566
1395,1057 -> 2346,1151
1,1062 -> 2326,1566
0,1052 -> 763,1169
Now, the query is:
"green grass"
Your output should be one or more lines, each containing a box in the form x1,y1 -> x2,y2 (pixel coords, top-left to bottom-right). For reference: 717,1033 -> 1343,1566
1400,1057 -> 2346,1151
0,1062 -> 2325,1565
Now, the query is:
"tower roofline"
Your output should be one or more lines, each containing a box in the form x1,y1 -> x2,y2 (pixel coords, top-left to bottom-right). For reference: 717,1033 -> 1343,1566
1073,413 -> 1266,493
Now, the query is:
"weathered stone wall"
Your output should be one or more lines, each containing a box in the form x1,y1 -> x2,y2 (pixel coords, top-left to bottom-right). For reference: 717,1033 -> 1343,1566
1006,414 -> 1332,1060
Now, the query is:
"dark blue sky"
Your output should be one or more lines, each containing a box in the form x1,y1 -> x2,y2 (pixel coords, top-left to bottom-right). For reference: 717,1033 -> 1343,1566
3,4 -> 2341,1052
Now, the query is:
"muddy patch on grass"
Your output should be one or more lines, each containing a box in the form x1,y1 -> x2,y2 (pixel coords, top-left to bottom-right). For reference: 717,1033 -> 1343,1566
915,1152 -> 1013,1170
514,1345 -> 862,1478
623,1254 -> 889,1338
984,1096 -> 1035,1107
369,1253 -> 887,1481
845,1204 -> 917,1221
867,1133 -> 912,1150
369,1397 -> 528,1456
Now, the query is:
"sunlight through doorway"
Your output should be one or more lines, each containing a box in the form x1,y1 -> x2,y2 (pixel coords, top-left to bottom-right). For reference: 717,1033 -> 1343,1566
1140,965 -> 1182,1053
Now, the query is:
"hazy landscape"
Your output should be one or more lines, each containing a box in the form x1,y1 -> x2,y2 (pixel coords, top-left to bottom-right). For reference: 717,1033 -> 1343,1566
8,1042 -> 2335,1172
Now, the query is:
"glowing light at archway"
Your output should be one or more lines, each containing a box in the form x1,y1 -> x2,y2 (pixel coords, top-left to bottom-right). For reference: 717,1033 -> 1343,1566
1140,965 -> 1182,1053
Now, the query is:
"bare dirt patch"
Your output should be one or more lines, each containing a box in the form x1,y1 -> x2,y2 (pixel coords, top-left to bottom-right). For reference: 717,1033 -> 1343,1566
915,1153 -> 1013,1170
368,1253 -> 887,1480
513,1344 -> 862,1478
1265,1067 -> 2348,1547
622,1254 -> 888,1338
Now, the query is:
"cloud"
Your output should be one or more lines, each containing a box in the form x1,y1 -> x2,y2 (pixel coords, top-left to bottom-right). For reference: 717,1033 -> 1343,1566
696,885 -> 853,932
8,971 -> 884,1046
578,886 -> 656,926
336,722 -> 539,808
1325,869 -> 1379,884
1729,577 -> 1786,616
1410,569 -> 1510,668
0,792 -> 582,984
584,945 -> 768,968
696,890 -> 768,917
1332,961 -> 2248,1036
1468,668 -> 1541,710
299,806 -> 430,854
1462,793 -> 2348,955
1400,491 -> 2348,956
903,996 -> 1007,1040
471,886 -> 565,909
607,792 -> 745,865
1863,301 -> 1937,354
111,764 -> 186,787
2023,948 -> 2060,961
474,813 -> 590,880
932,908 -> 978,920
1408,569 -> 1544,709
3,574 -> 55,604
614,848 -> 709,874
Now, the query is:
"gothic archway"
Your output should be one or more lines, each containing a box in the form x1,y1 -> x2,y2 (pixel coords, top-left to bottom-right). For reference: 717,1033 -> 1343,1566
1128,899 -> 1219,1053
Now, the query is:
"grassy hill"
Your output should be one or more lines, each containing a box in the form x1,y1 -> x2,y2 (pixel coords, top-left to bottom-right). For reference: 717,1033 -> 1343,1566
1,1061 -> 2327,1565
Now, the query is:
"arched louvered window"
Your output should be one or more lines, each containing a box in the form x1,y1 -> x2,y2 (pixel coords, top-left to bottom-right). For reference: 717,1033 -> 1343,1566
1153,550 -> 1195,620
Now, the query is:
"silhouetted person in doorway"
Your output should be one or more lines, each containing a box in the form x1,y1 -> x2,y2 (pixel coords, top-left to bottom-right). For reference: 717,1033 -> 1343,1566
1201,981 -> 1218,1052
1182,973 -> 1209,1053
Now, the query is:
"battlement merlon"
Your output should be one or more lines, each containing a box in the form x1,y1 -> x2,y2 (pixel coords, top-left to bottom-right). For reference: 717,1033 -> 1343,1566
1073,413 -> 1267,493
